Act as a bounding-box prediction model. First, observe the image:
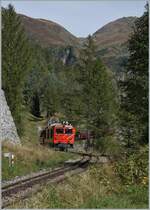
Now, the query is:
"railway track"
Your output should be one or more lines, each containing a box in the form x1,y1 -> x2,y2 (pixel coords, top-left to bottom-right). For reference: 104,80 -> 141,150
67,150 -> 112,163
2,157 -> 90,208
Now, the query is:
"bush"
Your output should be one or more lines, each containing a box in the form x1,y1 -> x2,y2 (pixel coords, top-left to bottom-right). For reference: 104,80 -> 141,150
115,146 -> 148,185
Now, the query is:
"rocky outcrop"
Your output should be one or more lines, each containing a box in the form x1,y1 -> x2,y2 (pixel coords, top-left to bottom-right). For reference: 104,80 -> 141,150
0,89 -> 21,144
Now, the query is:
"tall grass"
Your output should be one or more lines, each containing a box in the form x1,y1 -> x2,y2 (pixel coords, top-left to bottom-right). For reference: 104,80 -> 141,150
2,141 -> 77,180
10,164 -> 149,209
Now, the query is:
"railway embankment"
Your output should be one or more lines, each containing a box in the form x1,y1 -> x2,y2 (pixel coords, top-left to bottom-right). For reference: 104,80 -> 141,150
2,141 -> 78,181
5,145 -> 148,209
2,157 -> 90,208
9,160 -> 148,209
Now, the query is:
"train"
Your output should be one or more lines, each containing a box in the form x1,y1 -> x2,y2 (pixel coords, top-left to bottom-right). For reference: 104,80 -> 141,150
39,118 -> 98,150
39,121 -> 76,150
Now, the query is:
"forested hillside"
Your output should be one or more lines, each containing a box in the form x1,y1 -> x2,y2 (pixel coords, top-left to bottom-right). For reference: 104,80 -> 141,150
2,3 -> 148,208
19,13 -> 137,76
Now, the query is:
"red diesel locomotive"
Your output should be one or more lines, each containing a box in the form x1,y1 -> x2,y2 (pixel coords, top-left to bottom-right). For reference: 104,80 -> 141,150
40,122 -> 76,150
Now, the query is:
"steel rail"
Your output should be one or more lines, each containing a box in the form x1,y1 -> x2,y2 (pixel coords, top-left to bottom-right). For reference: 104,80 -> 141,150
67,150 -> 111,159
2,157 -> 90,208
2,159 -> 82,190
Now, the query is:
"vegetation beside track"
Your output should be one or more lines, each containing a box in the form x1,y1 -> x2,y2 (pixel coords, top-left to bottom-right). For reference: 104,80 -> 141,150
10,146 -> 148,208
2,141 -> 78,181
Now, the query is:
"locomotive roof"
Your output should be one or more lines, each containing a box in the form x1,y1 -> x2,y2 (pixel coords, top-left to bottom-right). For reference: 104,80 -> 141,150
55,124 -> 73,129
48,123 -> 73,129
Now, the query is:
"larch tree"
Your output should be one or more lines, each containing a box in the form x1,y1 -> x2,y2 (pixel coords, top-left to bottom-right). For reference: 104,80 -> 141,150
79,35 -> 118,150
2,4 -> 32,135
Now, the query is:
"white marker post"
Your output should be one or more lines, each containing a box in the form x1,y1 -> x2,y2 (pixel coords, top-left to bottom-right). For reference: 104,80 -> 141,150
3,152 -> 15,167
11,154 -> 15,167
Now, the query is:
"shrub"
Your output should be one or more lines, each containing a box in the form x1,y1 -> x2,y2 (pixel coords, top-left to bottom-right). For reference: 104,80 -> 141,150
115,145 -> 148,185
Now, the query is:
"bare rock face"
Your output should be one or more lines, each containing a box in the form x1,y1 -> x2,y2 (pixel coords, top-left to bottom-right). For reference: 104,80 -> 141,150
0,89 -> 21,144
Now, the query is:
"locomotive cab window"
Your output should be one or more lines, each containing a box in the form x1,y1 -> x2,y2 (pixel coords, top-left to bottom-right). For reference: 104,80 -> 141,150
56,128 -> 64,134
65,129 -> 73,134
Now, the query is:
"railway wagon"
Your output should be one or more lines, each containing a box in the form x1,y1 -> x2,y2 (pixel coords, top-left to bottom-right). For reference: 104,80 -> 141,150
40,122 -> 76,150
75,130 -> 94,140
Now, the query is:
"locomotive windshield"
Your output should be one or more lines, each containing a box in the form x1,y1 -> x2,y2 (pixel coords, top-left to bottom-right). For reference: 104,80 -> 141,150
56,128 -> 64,134
65,128 -> 73,134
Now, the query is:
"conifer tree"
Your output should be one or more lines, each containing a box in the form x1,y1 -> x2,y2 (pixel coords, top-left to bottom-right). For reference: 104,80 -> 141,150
79,35 -> 118,150
23,44 -> 49,117
57,66 -> 78,122
2,4 -> 32,135
43,71 -> 59,118
121,4 -> 148,145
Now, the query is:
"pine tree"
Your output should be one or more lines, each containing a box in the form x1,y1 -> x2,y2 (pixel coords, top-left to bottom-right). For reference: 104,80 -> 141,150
2,4 -> 32,135
121,4 -> 148,145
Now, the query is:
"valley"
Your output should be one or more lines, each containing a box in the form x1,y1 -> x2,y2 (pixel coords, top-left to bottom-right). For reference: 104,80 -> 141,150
1,2 -> 148,209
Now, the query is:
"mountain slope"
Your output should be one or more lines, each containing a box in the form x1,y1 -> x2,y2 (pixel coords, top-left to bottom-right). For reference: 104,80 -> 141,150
93,17 -> 136,50
91,17 -> 137,77
20,14 -> 80,48
19,13 -> 137,74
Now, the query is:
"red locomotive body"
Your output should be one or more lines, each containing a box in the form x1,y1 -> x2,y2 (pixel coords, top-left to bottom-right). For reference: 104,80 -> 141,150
53,124 -> 75,147
40,122 -> 76,150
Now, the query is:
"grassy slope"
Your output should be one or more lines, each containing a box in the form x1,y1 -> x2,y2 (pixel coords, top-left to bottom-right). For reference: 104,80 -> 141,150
21,111 -> 47,145
2,142 -> 76,180
10,164 -> 148,209
2,112 -> 77,180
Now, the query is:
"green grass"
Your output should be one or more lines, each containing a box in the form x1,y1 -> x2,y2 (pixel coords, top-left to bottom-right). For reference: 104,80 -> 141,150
81,185 -> 148,208
10,164 -> 149,209
2,142 -> 77,180
21,111 -> 47,145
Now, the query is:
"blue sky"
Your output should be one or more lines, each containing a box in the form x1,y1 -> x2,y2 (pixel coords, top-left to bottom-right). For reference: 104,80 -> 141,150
1,0 -> 147,37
